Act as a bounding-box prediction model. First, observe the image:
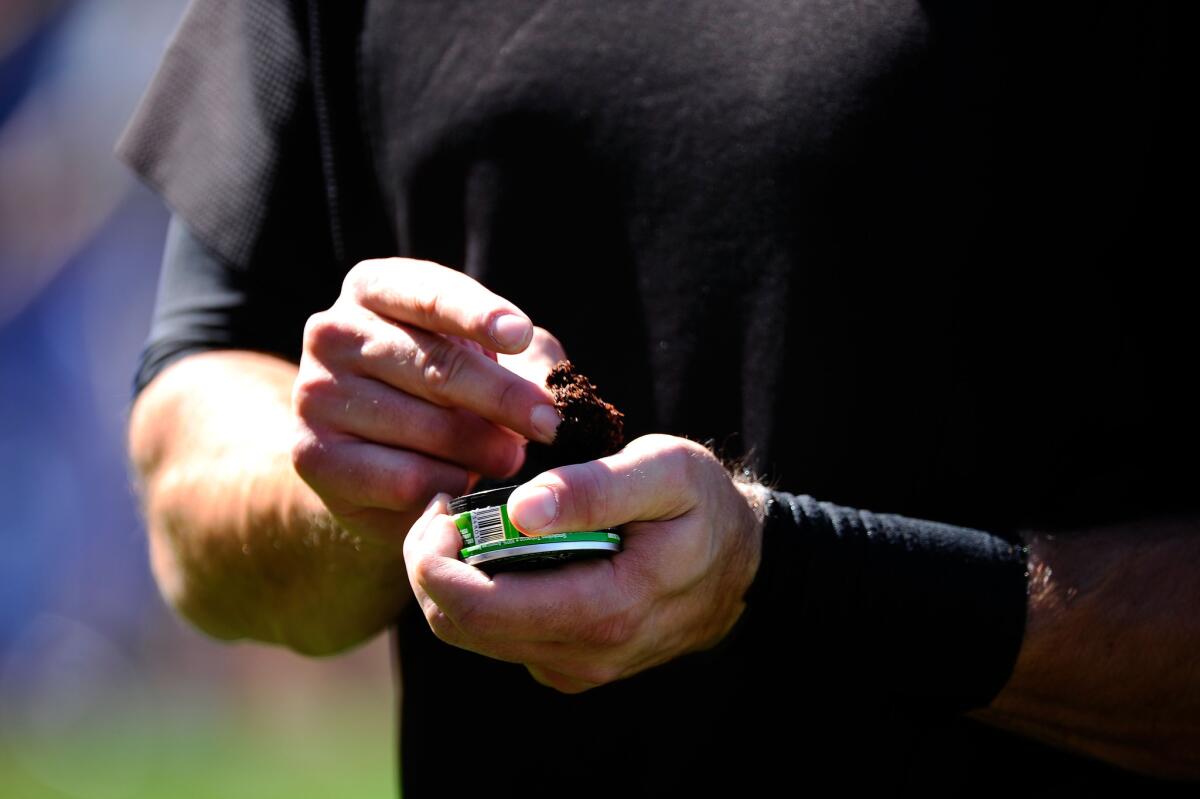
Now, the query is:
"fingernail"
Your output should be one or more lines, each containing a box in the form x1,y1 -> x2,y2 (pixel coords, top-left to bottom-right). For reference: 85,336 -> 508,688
489,313 -> 532,351
423,492 -> 449,516
509,485 -> 558,534
412,494 -> 447,542
530,404 -> 562,444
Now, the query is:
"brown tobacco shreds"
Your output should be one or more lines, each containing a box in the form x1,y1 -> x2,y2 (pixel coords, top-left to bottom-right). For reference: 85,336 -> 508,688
546,360 -> 625,464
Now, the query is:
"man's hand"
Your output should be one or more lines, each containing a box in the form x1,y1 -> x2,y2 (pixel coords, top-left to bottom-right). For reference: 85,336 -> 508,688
291,257 -> 564,549
403,434 -> 766,693
132,257 -> 566,655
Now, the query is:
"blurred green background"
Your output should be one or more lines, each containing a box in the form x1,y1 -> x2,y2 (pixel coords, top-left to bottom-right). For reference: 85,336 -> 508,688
0,2 -> 397,796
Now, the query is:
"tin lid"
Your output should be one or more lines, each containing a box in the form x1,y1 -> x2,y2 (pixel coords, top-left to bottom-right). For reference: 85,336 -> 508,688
448,484 -> 519,515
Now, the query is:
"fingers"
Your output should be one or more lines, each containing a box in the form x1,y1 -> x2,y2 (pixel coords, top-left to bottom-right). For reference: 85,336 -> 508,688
506,434 -> 709,536
404,499 -> 635,646
292,433 -> 470,515
403,435 -> 746,697
407,511 -> 643,683
303,311 -> 561,444
345,258 -> 534,354
293,371 -> 525,478
403,494 -> 544,662
403,492 -> 492,621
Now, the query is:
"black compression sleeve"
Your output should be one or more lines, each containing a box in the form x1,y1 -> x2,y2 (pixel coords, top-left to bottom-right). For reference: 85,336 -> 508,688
740,491 -> 1029,712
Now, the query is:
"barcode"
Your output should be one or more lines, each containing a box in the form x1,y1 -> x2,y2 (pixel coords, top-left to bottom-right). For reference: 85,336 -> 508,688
471,506 -> 507,546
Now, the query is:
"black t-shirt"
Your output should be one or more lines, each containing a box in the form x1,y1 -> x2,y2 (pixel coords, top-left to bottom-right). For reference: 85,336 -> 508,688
120,1 -> 1198,795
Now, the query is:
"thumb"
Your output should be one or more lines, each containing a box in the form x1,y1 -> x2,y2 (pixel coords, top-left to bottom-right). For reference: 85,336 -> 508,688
506,435 -> 700,536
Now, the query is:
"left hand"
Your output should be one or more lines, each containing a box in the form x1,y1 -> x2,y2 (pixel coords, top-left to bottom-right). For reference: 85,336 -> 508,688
403,434 -> 766,693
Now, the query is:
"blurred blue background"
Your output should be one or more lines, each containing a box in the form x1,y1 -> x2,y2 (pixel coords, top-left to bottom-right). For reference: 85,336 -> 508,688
0,3 -> 393,796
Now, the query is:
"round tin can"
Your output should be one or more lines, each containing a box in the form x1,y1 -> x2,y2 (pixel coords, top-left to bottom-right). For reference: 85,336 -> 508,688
450,485 -> 621,574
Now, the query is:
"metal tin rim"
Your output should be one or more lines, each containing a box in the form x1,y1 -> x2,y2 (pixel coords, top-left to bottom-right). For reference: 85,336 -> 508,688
448,485 -> 520,515
463,540 -> 620,566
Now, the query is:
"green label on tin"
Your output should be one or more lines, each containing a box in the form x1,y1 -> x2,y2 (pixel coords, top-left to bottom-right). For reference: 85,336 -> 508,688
454,512 -> 475,548
453,503 -> 519,549
453,505 -> 620,561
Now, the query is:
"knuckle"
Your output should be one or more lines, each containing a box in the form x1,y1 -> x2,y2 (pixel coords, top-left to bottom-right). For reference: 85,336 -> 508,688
396,263 -> 448,326
358,335 -> 396,366
665,440 -> 705,495
339,265 -> 360,298
679,442 -> 709,483
389,470 -> 432,511
291,370 -> 336,421
418,337 -> 470,398
302,310 -> 355,357
342,258 -> 382,301
407,268 -> 445,324
289,428 -> 325,479
570,463 -> 611,528
632,432 -> 674,451
302,311 -> 331,353
412,261 -> 489,332
411,552 -> 442,595
425,607 -> 460,646
494,375 -> 524,419
663,436 -> 698,463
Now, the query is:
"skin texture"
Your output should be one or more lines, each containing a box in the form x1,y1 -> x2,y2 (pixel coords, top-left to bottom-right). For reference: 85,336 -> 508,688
968,517 -> 1200,779
403,435 -> 765,694
130,258 -> 565,654
130,257 -> 1200,777
131,350 -> 344,652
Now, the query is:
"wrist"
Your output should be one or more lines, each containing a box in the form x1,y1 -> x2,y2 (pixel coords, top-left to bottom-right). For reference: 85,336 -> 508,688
685,474 -> 768,659
734,479 -> 767,580
733,478 -> 770,528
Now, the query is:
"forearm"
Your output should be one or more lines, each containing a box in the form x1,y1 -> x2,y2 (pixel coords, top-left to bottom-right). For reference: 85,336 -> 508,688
129,350 -> 409,655
744,484 -> 1199,778
971,513 -> 1200,779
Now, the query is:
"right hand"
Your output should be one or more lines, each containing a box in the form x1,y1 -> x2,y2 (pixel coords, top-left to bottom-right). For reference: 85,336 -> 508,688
290,257 -> 564,547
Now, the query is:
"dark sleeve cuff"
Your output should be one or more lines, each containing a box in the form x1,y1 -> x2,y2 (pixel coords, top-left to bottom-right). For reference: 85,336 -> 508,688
739,490 -> 1030,712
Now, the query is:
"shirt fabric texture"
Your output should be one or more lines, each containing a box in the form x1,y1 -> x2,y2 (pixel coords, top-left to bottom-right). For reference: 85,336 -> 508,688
120,1 -> 1199,795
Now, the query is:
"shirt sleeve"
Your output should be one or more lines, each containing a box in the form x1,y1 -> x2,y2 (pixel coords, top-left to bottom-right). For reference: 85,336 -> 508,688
117,0 -> 343,393
133,213 -> 341,394
733,491 -> 1029,714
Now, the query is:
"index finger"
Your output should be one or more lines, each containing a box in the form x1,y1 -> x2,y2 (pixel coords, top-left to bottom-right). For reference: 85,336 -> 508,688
346,258 -> 534,354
